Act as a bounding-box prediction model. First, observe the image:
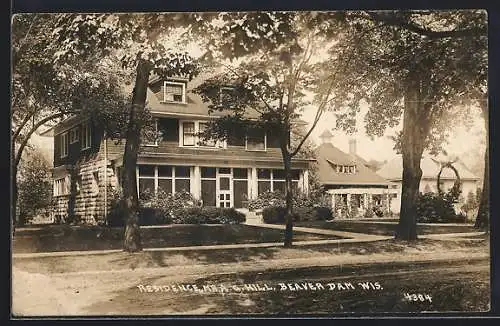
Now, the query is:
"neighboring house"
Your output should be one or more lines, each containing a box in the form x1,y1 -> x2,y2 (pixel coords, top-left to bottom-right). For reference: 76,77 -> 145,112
40,74 -> 314,224
377,155 -> 480,214
315,130 -> 395,218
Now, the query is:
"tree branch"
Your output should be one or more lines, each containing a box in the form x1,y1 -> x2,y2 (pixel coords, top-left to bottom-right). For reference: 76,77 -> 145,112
14,111 -> 72,168
219,62 -> 273,114
367,12 -> 486,39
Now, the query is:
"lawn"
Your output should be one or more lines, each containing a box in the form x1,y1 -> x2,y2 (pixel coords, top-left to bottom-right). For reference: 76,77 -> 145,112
12,224 -> 340,254
13,236 -> 488,275
295,220 -> 477,236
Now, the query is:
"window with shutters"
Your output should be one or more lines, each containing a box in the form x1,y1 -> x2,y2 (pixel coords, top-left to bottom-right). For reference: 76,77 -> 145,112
163,81 -> 186,103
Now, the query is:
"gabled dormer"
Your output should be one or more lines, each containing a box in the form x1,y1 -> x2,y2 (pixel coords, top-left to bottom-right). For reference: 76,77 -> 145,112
149,76 -> 188,105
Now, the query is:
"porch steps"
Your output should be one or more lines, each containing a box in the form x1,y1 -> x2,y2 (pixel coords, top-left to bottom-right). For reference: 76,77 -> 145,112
237,208 -> 263,225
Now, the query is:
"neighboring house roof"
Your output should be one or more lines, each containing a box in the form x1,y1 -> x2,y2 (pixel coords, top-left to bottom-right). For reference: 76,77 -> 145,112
377,155 -> 480,181
315,143 -> 389,186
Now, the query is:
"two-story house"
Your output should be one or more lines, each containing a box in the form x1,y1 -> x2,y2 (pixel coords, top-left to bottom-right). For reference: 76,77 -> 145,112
41,75 -> 313,224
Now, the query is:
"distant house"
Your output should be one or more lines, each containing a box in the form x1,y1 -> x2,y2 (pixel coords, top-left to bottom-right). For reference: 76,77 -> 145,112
40,74 -> 314,224
315,130 -> 396,218
377,155 -> 480,214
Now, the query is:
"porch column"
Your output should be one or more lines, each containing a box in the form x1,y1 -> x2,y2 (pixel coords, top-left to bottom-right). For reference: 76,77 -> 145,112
192,166 -> 201,200
331,193 -> 336,211
346,194 -> 351,216
302,169 -> 309,195
385,189 -> 390,213
250,167 -> 258,200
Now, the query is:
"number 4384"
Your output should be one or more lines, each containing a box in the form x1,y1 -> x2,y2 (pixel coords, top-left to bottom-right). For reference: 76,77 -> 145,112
404,293 -> 432,303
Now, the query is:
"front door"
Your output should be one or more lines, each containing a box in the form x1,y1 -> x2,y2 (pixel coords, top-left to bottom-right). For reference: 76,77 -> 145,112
217,169 -> 232,208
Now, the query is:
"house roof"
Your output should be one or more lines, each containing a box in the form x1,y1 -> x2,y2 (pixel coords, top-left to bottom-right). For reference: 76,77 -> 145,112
147,72 -> 261,119
376,155 -> 480,181
315,143 -> 389,186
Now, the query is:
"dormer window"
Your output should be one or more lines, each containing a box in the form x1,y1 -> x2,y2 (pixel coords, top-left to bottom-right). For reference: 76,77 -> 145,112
332,163 -> 356,174
164,81 -> 186,103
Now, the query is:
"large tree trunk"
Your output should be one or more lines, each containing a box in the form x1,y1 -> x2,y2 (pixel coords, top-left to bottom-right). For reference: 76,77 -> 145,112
122,59 -> 151,252
475,98 -> 489,230
395,82 -> 426,241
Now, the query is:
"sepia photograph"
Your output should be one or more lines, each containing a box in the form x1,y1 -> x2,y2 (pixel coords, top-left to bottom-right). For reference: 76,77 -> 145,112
10,10 -> 490,316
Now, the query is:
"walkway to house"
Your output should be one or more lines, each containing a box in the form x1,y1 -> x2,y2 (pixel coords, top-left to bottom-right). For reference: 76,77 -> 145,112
12,210 -> 486,259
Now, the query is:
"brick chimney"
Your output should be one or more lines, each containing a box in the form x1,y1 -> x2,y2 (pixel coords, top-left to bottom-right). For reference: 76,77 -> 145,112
348,138 -> 357,156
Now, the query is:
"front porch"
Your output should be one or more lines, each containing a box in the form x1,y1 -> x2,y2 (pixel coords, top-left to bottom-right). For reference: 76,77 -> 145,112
327,187 -> 398,219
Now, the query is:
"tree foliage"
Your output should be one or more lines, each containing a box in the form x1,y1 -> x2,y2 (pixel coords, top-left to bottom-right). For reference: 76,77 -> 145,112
194,12 -> 347,246
17,149 -> 53,225
327,10 -> 486,239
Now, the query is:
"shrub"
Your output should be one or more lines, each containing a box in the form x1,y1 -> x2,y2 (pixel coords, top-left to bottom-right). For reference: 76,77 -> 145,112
262,206 -> 290,224
248,190 -> 286,211
416,191 -> 462,223
314,206 -> 333,220
262,205 -> 332,224
175,207 -> 246,224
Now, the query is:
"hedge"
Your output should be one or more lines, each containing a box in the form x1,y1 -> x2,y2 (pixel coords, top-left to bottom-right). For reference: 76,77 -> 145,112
140,206 -> 246,225
262,206 -> 332,224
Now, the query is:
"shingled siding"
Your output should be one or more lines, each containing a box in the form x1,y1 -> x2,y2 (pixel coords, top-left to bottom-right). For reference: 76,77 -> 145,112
52,159 -> 119,224
71,160 -> 118,224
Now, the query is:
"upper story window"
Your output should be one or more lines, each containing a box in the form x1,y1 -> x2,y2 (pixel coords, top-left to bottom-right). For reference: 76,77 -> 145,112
333,164 -> 356,174
246,129 -> 266,151
81,122 -> 92,150
164,81 -> 186,103
182,122 -> 196,146
198,122 -> 216,147
60,132 -> 68,158
69,127 -> 80,144
180,120 -> 224,148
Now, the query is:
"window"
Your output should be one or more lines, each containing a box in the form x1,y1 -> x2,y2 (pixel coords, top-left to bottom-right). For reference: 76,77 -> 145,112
60,132 -> 68,158
334,164 -> 356,174
69,128 -> 79,144
257,169 -> 301,195
180,121 -> 224,148
182,122 -> 195,146
53,176 -> 70,197
164,81 -> 186,103
137,165 -> 192,197
81,122 -> 92,150
198,122 -> 216,147
246,129 -> 266,151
